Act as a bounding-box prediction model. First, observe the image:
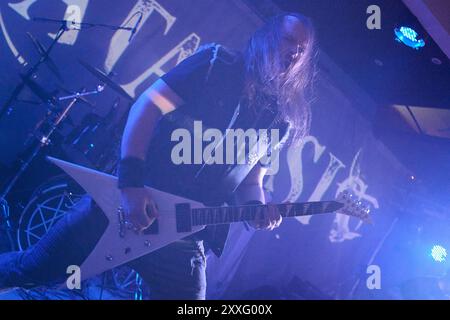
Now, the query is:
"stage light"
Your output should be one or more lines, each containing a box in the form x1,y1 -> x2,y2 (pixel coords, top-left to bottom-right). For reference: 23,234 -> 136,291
431,245 -> 447,262
394,26 -> 425,50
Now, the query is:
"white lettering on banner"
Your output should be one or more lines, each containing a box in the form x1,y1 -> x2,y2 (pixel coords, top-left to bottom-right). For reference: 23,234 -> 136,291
284,136 -> 326,203
8,0 -> 38,20
121,33 -> 201,98
298,152 -> 346,224
282,137 -> 379,242
330,149 -> 379,242
3,1 -> 195,100
0,9 -> 27,65
104,0 -> 176,73
3,0 -> 88,64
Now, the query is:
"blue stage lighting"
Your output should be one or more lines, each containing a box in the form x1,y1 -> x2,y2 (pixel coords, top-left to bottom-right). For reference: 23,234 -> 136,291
431,245 -> 447,262
394,26 -> 425,50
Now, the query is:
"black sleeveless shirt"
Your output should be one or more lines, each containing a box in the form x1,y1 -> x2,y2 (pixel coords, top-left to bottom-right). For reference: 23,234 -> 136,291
144,44 -> 290,256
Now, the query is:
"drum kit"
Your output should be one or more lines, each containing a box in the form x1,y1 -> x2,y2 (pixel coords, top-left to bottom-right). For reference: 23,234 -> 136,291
0,17 -> 147,298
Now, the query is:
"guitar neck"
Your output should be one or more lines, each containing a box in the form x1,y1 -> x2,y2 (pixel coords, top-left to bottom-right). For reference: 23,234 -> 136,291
190,201 -> 344,226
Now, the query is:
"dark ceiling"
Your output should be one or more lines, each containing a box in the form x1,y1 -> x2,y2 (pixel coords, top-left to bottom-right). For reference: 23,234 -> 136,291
247,0 -> 450,201
272,0 -> 450,110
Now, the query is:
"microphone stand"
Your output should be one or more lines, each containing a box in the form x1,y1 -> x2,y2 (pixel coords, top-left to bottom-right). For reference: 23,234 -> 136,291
0,21 -> 67,121
0,17 -> 134,121
32,17 -> 134,32
0,15 -> 137,252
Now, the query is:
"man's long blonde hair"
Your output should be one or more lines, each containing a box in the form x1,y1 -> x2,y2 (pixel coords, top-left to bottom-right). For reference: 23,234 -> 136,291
243,13 -> 317,144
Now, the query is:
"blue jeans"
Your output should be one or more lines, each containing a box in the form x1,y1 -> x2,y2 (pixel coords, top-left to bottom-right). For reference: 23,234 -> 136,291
0,196 -> 206,300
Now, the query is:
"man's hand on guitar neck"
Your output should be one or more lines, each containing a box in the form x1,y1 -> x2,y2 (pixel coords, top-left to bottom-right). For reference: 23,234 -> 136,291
234,164 -> 282,231
246,202 -> 282,231
120,187 -> 159,232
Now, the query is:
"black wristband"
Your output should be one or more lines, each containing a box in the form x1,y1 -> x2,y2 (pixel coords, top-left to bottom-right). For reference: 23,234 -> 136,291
117,157 -> 146,189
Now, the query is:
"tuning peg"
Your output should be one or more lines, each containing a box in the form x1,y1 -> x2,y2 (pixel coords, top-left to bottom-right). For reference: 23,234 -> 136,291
360,204 -> 370,214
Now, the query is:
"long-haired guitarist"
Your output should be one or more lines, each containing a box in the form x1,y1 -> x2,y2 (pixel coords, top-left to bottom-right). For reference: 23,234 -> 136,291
0,13 -> 316,299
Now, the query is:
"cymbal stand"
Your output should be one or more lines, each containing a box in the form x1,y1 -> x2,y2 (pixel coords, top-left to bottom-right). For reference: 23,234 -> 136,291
0,88 -> 102,251
0,21 -> 67,121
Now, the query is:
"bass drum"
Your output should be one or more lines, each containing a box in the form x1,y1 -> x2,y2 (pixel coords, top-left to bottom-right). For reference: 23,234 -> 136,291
16,174 -> 85,251
16,174 -> 147,299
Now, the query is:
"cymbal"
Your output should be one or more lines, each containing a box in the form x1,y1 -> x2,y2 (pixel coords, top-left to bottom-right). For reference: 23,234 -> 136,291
57,85 -> 96,109
78,60 -> 134,102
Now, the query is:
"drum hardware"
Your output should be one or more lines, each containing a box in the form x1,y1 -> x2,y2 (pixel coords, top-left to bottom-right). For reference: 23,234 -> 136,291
16,175 -> 85,251
0,198 -> 15,253
0,87 -> 103,251
0,20 -> 68,122
20,74 -> 59,107
0,15 -> 135,121
14,99 -> 43,106
58,86 -> 102,107
26,32 -> 64,84
0,15 -> 143,297
0,12 -> 134,231
32,16 -> 135,33
78,59 -> 135,102
63,97 -> 124,173
55,85 -> 98,112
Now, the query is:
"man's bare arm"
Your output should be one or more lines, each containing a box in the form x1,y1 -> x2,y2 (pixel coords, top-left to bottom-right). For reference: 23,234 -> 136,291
120,79 -> 183,231
121,78 -> 183,159
234,165 -> 282,231
234,165 -> 267,204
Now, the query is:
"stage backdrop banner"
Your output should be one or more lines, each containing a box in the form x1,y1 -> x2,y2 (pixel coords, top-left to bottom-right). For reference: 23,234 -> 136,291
0,0 -> 410,299
0,0 -> 261,166
207,70 -> 410,299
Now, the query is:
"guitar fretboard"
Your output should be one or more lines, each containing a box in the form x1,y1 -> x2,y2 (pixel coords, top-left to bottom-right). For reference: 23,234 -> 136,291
191,201 -> 344,226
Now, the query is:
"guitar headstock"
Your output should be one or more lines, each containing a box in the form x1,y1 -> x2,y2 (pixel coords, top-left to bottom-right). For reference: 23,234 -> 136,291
336,190 -> 372,224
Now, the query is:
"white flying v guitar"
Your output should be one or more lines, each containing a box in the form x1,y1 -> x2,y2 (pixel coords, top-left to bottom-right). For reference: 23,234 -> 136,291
47,157 -> 371,282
